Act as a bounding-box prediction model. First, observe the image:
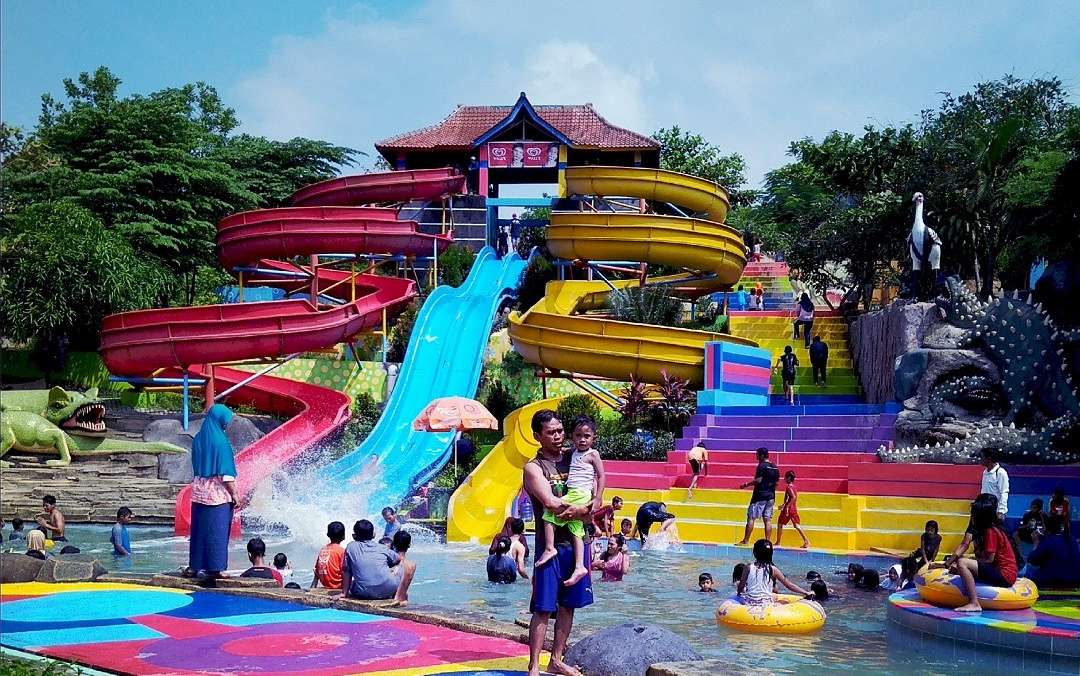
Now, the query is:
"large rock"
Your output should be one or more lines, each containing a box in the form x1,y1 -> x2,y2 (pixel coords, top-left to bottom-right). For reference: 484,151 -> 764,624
148,414 -> 265,482
1,552 -> 46,582
35,554 -> 108,583
564,624 -> 701,676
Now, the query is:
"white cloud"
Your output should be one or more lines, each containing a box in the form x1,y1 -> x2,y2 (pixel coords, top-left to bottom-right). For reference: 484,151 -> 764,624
230,1 -> 1080,184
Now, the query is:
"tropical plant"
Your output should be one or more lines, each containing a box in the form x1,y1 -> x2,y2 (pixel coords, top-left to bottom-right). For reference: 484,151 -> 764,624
617,375 -> 651,428
515,224 -> 549,258
647,370 -> 696,434
610,286 -> 681,326
386,292 -> 425,362
340,392 -> 382,450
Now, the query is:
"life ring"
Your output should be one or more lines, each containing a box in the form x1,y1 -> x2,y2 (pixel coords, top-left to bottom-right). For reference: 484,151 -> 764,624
715,593 -> 826,634
915,567 -> 1038,610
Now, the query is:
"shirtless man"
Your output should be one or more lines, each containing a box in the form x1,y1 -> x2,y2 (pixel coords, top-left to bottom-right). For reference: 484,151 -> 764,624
36,494 -> 66,541
524,410 -> 592,676
686,440 -> 708,500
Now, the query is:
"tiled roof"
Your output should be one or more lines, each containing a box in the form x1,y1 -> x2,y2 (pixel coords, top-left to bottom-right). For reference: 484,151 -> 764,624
377,103 -> 658,151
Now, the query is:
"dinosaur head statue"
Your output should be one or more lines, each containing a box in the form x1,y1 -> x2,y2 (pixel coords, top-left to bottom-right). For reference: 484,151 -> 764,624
44,386 -> 106,437
882,265 -> 1080,464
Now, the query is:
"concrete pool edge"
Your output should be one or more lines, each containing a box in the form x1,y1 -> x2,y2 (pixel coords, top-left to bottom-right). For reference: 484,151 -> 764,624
100,573 -> 539,648
886,589 -> 1080,674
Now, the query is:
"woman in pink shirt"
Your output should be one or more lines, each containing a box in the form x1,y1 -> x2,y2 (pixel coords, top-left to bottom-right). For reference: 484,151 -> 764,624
592,534 -> 630,581
184,404 -> 239,579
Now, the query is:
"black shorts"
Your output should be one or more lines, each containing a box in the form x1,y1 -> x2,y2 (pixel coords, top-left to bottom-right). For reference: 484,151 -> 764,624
782,376 -> 796,387
976,561 -> 1011,587
689,459 -> 701,475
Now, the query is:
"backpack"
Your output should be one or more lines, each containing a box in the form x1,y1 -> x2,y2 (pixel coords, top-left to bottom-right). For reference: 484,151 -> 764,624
781,353 -> 797,377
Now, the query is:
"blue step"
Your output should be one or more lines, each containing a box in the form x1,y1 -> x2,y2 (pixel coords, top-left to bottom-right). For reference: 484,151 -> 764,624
770,394 -> 865,405
711,403 -> 886,416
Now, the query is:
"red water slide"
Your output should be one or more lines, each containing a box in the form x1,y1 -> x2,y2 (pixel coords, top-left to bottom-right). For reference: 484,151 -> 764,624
98,168 -> 464,535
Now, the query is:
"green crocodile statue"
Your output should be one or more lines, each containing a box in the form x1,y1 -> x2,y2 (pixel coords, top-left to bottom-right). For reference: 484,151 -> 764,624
1,387 -> 184,467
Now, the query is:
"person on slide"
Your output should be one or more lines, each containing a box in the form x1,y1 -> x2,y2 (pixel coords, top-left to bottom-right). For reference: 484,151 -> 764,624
536,416 -> 606,587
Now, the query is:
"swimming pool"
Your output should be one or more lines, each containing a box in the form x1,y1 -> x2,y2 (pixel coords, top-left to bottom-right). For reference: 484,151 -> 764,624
10,524 -> 1000,674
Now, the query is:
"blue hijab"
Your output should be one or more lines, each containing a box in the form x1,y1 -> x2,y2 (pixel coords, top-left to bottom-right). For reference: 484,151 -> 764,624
191,404 -> 237,478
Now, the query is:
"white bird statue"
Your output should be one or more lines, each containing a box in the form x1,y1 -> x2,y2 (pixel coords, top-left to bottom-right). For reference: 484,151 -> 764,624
909,192 -> 942,271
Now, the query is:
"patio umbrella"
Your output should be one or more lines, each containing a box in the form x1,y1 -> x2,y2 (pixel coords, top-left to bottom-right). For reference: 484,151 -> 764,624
412,396 -> 499,472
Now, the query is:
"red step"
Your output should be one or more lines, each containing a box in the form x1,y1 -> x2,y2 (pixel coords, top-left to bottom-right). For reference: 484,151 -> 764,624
847,463 -> 981,499
605,473 -> 675,490
672,475 -> 847,493
604,460 -> 680,476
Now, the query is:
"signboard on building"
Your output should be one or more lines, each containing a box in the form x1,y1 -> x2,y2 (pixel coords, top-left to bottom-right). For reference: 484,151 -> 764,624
488,142 -> 559,168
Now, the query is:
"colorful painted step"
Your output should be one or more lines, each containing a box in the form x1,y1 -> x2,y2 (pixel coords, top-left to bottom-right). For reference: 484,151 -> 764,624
601,487 -> 973,553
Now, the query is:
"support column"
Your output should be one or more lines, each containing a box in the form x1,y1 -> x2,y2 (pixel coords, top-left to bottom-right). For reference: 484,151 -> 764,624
557,145 -> 568,197
310,254 -> 319,305
203,363 -> 215,412
478,144 -> 490,198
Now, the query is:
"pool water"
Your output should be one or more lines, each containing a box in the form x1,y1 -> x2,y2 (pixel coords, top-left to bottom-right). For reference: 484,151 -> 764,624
14,525 -> 992,674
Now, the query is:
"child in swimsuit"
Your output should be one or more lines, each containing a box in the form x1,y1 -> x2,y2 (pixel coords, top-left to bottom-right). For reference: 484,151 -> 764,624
775,470 -> 810,548
536,416 -> 606,587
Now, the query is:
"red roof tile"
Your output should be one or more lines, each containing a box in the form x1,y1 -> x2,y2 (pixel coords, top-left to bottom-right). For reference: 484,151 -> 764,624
377,103 -> 658,151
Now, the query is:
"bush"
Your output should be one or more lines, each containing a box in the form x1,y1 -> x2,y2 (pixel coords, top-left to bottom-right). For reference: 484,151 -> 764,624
647,370 -> 696,434
515,225 -> 549,258
516,257 -> 556,312
597,430 -> 674,461
610,286 -> 681,326
387,292 -> 425,362
341,392 -> 382,450
439,244 -> 475,287
484,381 -> 520,430
556,394 -> 602,430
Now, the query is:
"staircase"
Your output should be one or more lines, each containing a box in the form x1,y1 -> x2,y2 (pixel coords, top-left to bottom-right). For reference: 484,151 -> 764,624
604,404 -> 896,493
601,486 -> 973,553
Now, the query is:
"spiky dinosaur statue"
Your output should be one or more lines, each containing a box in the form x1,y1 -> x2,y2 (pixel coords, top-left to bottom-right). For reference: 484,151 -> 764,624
879,277 -> 1080,464
1,387 -> 184,467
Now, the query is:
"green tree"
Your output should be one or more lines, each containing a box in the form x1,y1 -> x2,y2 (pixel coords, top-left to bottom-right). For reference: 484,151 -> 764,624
438,244 -> 475,287
2,66 -> 358,307
0,202 -> 170,351
652,125 -> 752,205
918,75 -> 1076,296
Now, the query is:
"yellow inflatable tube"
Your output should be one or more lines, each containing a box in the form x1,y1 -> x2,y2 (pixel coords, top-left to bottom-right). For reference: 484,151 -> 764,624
915,567 -> 1038,610
716,594 -> 826,634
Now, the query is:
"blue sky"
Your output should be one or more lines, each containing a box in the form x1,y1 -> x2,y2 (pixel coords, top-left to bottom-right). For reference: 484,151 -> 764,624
3,0 -> 1078,185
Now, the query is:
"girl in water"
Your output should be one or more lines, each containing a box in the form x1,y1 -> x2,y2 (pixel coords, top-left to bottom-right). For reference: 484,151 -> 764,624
737,539 -> 814,604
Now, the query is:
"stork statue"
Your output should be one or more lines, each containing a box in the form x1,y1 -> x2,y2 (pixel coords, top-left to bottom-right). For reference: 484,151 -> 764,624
907,192 -> 942,299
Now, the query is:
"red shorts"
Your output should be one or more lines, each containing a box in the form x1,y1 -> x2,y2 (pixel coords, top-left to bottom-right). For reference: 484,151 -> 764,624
778,509 -> 799,526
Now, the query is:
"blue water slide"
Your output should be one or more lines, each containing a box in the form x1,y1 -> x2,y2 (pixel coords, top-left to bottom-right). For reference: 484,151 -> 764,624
317,246 -> 529,511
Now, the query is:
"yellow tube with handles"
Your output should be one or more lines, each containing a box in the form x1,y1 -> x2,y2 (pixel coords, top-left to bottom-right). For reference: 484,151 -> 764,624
716,594 -> 826,634
915,567 -> 1038,610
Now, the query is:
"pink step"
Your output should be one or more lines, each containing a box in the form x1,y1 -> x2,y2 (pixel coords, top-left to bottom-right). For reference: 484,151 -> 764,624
667,450 -> 879,466
605,473 -> 675,490
604,460 -> 680,476
673,475 -> 846,493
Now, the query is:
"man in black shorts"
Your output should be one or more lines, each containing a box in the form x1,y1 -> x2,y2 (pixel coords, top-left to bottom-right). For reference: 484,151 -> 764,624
635,501 -> 676,545
523,410 -> 592,676
737,447 -> 779,545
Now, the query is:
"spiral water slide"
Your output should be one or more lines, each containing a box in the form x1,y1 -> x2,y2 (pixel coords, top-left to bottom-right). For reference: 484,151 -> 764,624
447,166 -> 753,542
99,169 -> 463,535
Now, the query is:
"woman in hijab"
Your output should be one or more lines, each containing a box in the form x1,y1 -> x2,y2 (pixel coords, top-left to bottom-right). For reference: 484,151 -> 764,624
793,293 -> 815,349
185,404 -> 239,579
26,530 -> 48,560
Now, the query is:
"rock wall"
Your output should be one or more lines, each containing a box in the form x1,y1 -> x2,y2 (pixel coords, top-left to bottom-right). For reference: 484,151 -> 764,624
0,453 -> 185,523
849,301 -> 939,403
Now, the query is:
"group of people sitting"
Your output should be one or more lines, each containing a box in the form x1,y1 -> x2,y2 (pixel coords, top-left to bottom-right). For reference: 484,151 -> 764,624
301,514 -> 416,606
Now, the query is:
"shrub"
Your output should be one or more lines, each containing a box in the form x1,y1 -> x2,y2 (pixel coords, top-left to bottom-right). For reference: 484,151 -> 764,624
610,286 -> 681,326
515,225 -> 549,258
341,392 -> 382,450
438,244 -> 475,287
556,394 -> 603,430
516,257 -> 556,312
484,381 -> 520,430
387,292 -> 425,362
597,430 -> 674,461
617,375 -> 650,428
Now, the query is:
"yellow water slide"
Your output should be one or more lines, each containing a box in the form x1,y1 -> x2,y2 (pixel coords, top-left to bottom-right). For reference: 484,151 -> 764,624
446,166 -> 752,542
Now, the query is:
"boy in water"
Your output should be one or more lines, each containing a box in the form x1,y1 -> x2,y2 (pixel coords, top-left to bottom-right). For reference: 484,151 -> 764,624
535,416 -> 606,587
389,530 -> 416,607
110,506 -> 133,556
915,520 -> 941,568
240,537 -> 283,586
698,572 -> 717,592
273,553 -> 293,583
9,517 -> 26,541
